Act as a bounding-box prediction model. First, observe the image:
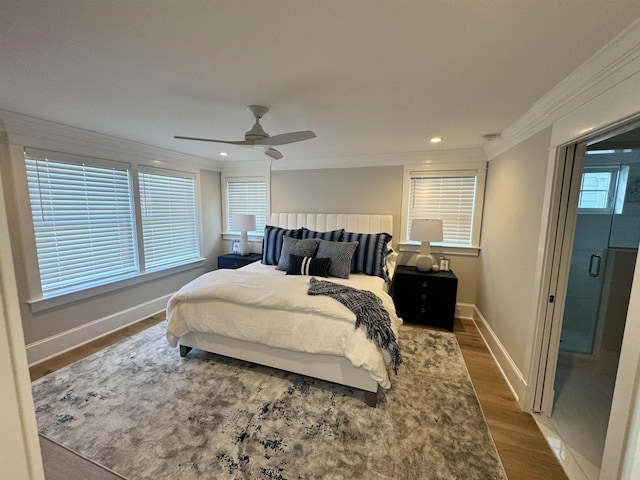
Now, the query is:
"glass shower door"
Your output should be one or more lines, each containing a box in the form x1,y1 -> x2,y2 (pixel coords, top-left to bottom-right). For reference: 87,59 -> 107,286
559,213 -> 611,353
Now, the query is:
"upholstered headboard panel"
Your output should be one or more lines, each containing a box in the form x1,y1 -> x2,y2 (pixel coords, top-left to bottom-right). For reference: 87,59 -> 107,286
270,213 -> 393,235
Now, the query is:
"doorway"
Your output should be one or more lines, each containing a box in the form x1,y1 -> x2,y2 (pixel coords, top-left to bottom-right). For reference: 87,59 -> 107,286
537,126 -> 640,480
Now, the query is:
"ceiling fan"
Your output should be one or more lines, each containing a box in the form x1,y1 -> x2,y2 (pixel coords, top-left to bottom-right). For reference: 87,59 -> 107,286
174,105 -> 316,160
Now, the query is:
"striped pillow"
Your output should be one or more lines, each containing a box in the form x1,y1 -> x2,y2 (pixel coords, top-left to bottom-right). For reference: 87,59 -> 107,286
300,228 -> 344,241
286,255 -> 330,277
342,231 -> 392,280
262,225 -> 301,265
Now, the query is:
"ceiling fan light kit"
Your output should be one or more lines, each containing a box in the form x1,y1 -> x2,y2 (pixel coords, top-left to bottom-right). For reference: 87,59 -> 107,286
174,105 -> 316,160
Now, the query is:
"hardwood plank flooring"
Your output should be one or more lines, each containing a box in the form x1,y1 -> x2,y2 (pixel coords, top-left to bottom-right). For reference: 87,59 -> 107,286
30,314 -> 568,479
454,318 -> 569,480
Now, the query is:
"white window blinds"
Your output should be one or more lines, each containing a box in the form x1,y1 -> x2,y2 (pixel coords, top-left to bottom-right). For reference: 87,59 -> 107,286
25,152 -> 137,297
408,172 -> 477,246
225,177 -> 267,235
139,168 -> 200,270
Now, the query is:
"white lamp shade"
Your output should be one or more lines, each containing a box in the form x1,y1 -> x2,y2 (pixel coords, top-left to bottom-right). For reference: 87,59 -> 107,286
231,214 -> 256,232
410,219 -> 443,242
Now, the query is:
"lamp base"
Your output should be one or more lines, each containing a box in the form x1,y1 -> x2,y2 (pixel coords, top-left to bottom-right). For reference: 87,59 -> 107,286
237,231 -> 251,255
415,254 -> 435,271
237,241 -> 251,255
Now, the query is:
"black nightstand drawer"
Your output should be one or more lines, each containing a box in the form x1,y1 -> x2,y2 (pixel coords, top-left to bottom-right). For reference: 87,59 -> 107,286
217,253 -> 262,269
392,265 -> 458,331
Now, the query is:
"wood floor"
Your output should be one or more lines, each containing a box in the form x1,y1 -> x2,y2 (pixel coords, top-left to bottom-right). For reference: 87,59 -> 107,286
30,315 -> 568,480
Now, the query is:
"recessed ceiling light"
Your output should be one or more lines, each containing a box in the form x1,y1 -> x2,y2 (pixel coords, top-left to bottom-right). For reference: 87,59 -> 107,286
430,136 -> 443,144
219,152 -> 228,156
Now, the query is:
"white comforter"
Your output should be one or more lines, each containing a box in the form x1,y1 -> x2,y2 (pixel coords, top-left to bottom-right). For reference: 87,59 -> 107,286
166,262 -> 402,388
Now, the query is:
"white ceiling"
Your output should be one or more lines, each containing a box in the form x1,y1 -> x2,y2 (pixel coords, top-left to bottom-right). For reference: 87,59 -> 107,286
1,1 -> 639,164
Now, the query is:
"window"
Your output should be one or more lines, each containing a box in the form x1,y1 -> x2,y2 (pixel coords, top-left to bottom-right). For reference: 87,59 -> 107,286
26,152 -> 138,297
578,166 -> 619,213
24,148 -> 202,302
402,163 -> 486,251
223,176 -> 267,235
139,168 -> 200,270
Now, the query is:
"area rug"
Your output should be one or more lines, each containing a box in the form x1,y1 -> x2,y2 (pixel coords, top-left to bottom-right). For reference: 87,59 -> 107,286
32,322 -> 507,480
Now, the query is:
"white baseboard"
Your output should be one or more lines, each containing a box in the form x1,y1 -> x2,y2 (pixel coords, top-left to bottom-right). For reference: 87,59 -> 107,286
455,302 -> 475,320
26,294 -> 171,366
471,306 -> 529,405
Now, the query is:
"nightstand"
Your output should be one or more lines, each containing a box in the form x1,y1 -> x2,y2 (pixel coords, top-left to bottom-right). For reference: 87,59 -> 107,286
392,265 -> 458,331
217,253 -> 262,269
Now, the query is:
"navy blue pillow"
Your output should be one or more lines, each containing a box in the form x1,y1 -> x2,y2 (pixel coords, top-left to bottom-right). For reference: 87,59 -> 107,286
301,228 -> 344,242
286,254 -> 330,277
342,231 -> 392,280
262,226 -> 301,265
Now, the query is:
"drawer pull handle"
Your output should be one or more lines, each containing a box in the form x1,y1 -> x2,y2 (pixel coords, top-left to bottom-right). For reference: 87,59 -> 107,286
422,282 -> 428,288
421,294 -> 426,299
420,307 -> 426,313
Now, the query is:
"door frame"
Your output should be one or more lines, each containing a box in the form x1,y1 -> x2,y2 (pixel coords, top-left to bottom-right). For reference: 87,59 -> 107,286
531,142 -> 586,414
532,118 -> 640,414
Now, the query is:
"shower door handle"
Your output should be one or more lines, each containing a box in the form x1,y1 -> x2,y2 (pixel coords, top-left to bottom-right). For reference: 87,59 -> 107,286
589,254 -> 601,278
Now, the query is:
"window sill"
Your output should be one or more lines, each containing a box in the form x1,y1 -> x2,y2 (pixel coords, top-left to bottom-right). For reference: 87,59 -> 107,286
28,258 -> 205,313
222,233 -> 264,242
397,243 -> 481,257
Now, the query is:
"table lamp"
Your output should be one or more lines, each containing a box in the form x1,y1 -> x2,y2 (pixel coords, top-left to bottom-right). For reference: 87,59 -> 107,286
410,219 -> 443,271
231,214 -> 256,255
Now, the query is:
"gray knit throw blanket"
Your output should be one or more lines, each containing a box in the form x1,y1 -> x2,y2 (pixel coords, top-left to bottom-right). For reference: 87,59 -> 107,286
307,277 -> 402,374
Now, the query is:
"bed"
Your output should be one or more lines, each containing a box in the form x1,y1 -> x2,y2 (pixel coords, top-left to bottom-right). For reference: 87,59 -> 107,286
165,213 -> 401,406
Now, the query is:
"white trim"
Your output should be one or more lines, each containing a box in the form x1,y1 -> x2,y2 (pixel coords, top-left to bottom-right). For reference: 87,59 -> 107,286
472,305 -> 528,404
10,141 -> 205,311
455,302 -> 475,320
0,109 -> 218,170
28,259 -> 204,313
485,18 -> 640,160
267,148 -> 487,171
397,242 -> 481,257
400,160 -> 487,246
0,144 -> 45,479
26,295 -> 171,366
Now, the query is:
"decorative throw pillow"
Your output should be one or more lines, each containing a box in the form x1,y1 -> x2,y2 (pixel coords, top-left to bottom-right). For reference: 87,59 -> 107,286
300,227 -> 344,242
276,236 -> 320,271
286,254 -> 330,277
342,231 -> 392,280
316,239 -> 358,279
262,226 -> 301,265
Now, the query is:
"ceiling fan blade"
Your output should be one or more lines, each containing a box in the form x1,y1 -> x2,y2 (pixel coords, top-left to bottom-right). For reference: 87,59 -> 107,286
264,147 -> 283,160
174,135 -> 251,145
255,131 -> 316,146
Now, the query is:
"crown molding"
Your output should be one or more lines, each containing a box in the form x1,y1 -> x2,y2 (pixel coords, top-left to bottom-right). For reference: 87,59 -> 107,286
485,18 -> 640,160
0,110 -> 221,171
246,148 -> 487,171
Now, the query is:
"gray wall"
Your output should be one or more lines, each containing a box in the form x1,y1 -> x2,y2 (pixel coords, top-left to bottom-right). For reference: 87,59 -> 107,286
199,168 -> 224,271
476,127 -> 552,379
271,166 -> 403,245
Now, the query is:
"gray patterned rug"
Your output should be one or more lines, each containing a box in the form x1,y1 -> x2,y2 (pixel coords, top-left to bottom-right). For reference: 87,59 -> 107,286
32,322 -> 507,480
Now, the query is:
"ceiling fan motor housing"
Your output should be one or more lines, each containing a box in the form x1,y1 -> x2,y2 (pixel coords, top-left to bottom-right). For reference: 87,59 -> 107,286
245,105 -> 271,141
245,120 -> 269,141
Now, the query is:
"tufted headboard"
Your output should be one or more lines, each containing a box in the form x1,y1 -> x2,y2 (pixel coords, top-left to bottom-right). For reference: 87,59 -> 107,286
270,213 -> 393,236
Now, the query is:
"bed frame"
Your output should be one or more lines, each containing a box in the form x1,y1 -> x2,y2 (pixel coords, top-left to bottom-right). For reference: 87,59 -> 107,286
178,213 -> 394,407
